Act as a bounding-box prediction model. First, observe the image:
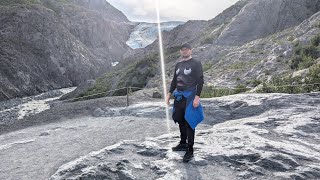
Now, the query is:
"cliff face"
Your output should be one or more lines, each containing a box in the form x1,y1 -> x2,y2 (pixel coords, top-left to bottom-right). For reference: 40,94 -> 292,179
217,0 -> 320,45
0,0 -> 133,101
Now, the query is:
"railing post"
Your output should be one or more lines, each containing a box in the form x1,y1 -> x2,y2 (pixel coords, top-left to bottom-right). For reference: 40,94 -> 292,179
127,87 -> 129,106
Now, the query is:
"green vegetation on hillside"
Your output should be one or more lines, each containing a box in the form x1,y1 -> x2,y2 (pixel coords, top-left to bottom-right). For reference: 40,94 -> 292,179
77,44 -> 188,100
290,34 -> 320,70
203,62 -> 214,72
78,53 -> 160,99
257,64 -> 320,93
200,61 -> 320,97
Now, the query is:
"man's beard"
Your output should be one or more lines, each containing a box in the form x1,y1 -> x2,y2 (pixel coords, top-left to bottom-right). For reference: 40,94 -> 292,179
182,55 -> 191,58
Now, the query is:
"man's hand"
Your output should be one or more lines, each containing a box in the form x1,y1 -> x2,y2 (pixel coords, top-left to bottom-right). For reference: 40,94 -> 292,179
165,93 -> 171,106
193,95 -> 200,108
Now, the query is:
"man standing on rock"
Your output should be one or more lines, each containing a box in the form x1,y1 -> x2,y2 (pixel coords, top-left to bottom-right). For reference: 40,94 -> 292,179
166,43 -> 204,162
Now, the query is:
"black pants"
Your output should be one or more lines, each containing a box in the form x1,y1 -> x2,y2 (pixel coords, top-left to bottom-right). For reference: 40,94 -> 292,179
173,96 -> 195,147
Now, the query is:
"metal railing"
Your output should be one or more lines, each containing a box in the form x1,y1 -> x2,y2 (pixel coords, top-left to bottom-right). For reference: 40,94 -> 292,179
60,86 -> 144,106
2,83 -> 319,108
61,83 -> 320,105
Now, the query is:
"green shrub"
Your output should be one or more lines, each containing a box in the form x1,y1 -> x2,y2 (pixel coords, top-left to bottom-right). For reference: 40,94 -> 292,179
290,34 -> 320,70
264,70 -> 271,75
200,85 -> 214,98
246,79 -> 262,87
201,36 -> 214,45
298,55 -> 315,69
234,84 -> 249,94
203,62 -> 213,72
311,34 -> 320,46
288,35 -> 295,41
250,49 -> 258,53
290,55 -> 302,69
305,64 -> 320,91
257,64 -> 320,94
200,29 -> 218,45
77,54 -> 159,100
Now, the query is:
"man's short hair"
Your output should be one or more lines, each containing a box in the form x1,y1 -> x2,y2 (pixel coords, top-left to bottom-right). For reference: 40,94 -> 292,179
180,43 -> 192,50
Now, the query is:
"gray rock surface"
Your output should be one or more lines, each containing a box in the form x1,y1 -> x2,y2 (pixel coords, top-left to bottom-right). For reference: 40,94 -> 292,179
0,86 -> 319,179
49,92 -> 320,180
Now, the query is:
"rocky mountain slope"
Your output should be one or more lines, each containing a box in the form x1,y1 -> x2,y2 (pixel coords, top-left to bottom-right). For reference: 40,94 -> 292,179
187,11 -> 320,88
0,0 -> 133,101
216,0 -> 320,45
150,0 -> 320,87
2,0 -> 320,101
80,0 -> 320,99
151,0 -> 320,48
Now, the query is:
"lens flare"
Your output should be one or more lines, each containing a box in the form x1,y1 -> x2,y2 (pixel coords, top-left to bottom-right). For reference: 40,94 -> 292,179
156,0 -> 171,132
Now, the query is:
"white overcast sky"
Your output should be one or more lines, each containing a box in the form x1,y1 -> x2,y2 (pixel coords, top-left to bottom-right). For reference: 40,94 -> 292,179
106,0 -> 240,23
